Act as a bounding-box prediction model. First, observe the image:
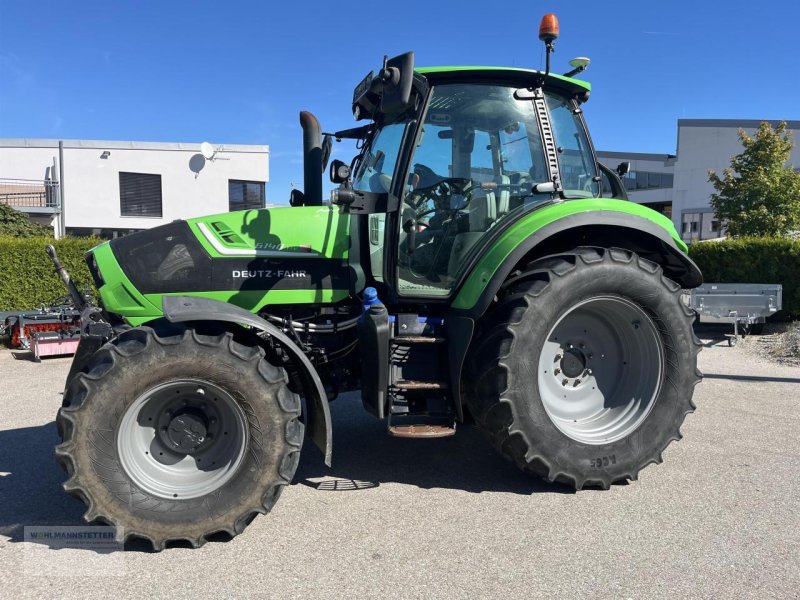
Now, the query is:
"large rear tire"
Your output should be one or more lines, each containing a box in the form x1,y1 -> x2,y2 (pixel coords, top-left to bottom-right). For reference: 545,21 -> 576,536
467,247 -> 702,489
55,324 -> 303,550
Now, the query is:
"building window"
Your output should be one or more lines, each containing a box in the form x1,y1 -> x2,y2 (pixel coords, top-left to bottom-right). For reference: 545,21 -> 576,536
229,180 -> 265,211
119,172 -> 162,218
710,220 -> 720,233
66,227 -> 141,240
622,170 -> 674,192
690,221 -> 698,233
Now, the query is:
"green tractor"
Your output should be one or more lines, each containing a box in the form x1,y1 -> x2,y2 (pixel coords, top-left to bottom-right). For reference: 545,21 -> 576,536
51,15 -> 702,549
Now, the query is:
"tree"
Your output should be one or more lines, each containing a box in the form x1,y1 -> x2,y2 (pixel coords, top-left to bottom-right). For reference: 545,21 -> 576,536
0,203 -> 54,237
709,121 -> 800,238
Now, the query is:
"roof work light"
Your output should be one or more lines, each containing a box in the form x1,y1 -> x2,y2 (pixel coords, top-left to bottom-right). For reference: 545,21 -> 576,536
538,13 -> 559,43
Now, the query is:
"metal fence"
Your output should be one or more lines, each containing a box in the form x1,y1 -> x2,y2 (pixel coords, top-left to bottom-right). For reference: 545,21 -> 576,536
0,178 -> 60,209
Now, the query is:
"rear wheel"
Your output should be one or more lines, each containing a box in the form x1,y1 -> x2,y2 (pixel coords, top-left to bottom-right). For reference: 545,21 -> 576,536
55,324 -> 303,550
468,247 -> 702,489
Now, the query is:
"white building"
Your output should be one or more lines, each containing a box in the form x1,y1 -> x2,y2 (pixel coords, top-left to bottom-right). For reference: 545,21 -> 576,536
599,119 -> 800,243
596,150 -> 675,218
0,139 -> 269,238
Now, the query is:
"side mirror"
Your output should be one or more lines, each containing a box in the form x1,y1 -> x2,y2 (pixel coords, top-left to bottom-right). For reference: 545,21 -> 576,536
289,189 -> 306,207
321,134 -> 333,173
380,51 -> 414,115
329,159 -> 351,184
616,161 -> 631,177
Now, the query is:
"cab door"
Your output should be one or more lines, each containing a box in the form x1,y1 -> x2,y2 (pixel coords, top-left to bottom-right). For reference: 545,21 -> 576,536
394,83 -> 547,299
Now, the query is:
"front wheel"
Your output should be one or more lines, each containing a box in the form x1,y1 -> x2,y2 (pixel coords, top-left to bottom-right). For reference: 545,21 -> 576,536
468,247 -> 702,489
55,324 -> 303,550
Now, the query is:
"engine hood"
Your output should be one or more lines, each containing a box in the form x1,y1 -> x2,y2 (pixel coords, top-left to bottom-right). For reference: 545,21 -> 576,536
94,206 -> 353,324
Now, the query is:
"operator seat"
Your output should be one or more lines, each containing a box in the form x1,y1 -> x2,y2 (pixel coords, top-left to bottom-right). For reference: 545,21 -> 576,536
468,184 -> 496,232
495,174 -> 510,217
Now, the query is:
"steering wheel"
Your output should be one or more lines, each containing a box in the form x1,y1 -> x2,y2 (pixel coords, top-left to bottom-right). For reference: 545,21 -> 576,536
400,176 -> 474,283
406,176 -> 473,211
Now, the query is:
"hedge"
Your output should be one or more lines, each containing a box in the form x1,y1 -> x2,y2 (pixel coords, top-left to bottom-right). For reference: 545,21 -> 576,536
689,237 -> 800,318
0,235 -> 102,311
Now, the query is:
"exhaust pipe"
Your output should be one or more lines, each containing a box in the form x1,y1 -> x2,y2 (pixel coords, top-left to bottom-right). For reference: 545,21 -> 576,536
299,111 -> 322,206
45,244 -> 87,311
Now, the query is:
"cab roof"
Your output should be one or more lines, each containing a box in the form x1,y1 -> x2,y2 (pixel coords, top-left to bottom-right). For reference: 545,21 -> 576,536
415,66 -> 591,95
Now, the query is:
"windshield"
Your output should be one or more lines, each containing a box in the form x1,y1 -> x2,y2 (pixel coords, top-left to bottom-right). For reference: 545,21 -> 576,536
352,122 -> 407,193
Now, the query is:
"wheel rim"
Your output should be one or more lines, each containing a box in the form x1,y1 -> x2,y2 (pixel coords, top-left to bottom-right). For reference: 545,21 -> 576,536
117,379 -> 248,500
537,295 -> 664,445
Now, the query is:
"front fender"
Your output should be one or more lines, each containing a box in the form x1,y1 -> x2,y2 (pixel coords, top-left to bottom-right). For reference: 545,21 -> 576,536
162,295 -> 332,466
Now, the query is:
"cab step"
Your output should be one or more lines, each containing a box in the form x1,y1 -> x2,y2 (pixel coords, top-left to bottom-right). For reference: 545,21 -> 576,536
392,336 -> 447,345
388,423 -> 456,438
392,380 -> 448,390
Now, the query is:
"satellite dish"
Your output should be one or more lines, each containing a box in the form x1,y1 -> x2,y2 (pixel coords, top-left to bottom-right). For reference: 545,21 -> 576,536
200,142 -> 216,161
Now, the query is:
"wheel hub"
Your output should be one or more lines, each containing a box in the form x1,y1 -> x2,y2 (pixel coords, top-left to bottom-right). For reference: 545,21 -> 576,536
560,347 -> 586,378
165,409 -> 208,454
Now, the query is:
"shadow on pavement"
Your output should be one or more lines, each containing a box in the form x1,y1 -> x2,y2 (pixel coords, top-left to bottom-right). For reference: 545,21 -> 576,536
692,323 -> 736,347
294,395 -> 574,496
0,396 -> 573,553
704,373 -> 800,384
0,422 -> 86,544
10,349 -> 38,362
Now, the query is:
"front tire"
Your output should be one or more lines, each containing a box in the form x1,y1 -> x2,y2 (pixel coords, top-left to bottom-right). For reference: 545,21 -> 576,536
468,247 -> 702,489
55,324 -> 303,550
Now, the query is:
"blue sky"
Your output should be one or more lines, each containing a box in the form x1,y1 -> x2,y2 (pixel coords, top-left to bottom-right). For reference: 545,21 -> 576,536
1,0 -> 798,204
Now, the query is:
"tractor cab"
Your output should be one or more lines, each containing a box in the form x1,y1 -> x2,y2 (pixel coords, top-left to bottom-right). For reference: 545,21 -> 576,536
318,18 -> 625,301
342,66 -> 601,298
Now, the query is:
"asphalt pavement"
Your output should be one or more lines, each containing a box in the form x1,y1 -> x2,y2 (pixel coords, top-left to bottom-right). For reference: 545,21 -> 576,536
1,328 -> 798,599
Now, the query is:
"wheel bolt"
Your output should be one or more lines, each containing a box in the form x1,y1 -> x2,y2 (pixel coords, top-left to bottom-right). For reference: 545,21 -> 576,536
573,380 -> 580,387
561,378 -> 568,386
554,368 -> 561,375
554,354 -> 562,362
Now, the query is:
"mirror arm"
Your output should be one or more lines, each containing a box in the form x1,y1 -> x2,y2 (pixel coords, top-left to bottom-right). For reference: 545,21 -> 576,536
331,189 -> 398,214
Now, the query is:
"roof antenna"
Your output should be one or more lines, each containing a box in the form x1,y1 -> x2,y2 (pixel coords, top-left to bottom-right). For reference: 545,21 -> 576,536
564,57 -> 591,78
538,13 -> 559,77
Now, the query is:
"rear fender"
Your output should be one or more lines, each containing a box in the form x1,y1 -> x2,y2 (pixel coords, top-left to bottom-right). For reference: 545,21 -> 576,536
451,210 -> 702,320
162,296 -> 332,466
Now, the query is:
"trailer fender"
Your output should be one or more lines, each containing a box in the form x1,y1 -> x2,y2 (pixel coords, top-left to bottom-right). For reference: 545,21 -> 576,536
162,295 -> 332,466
